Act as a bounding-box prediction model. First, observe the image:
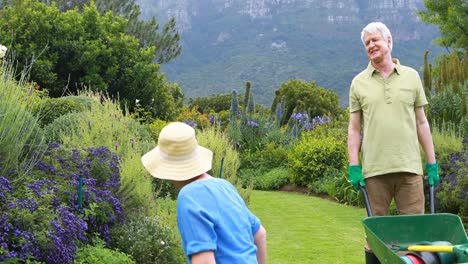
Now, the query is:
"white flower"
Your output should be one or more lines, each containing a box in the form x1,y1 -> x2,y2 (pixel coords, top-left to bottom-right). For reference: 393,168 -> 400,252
135,99 -> 140,104
160,240 -> 165,245
0,45 -> 7,59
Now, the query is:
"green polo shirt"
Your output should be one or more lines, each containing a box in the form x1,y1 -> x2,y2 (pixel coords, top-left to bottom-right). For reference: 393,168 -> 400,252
349,59 -> 428,178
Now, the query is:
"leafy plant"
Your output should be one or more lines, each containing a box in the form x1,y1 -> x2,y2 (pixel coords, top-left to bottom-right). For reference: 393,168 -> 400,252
288,132 -> 347,191
109,214 -> 183,264
56,92 -> 156,215
255,167 -> 290,190
0,66 -> 45,181
74,238 -> 135,264
436,147 -> 467,228
34,97 -> 86,127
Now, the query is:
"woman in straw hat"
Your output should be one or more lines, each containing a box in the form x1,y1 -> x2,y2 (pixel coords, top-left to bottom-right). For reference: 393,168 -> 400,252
142,122 -> 267,264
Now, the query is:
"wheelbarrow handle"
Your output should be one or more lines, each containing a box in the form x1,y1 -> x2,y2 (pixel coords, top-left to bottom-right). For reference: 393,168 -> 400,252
430,185 -> 435,214
359,185 -> 373,217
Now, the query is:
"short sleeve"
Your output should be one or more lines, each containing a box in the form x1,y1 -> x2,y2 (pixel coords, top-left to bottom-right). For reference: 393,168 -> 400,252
414,74 -> 428,107
349,83 -> 361,113
249,210 -> 261,235
177,190 -> 217,257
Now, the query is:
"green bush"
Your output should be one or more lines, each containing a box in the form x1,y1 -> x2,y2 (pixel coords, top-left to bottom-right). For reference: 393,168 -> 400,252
431,127 -> 463,163
238,167 -> 267,189
309,168 -> 342,196
75,239 -> 135,264
197,126 -> 240,181
56,92 -> 156,216
0,76 -> 45,180
436,148 -> 467,229
109,214 -> 184,264
63,95 -> 93,110
196,126 -> 254,203
43,112 -> 85,143
333,175 -> 364,207
288,132 -> 347,190
256,167 -> 290,190
146,119 -> 170,141
35,97 -> 87,127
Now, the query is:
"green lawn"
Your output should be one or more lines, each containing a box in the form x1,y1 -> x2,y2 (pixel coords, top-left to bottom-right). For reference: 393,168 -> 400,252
249,191 -> 368,264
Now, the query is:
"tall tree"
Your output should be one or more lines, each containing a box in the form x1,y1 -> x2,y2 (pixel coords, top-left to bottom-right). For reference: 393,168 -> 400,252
275,79 -> 344,125
0,0 -> 182,120
1,0 -> 181,64
417,0 -> 468,50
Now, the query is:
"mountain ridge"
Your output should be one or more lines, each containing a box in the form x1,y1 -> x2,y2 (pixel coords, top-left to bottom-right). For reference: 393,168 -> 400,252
137,0 -> 443,106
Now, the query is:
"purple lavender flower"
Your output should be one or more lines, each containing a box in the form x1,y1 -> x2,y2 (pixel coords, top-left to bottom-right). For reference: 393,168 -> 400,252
303,122 -> 315,131
184,119 -> 198,128
0,176 -> 12,199
209,115 -> 216,124
49,142 -> 60,149
0,143 -> 125,263
247,120 -> 259,128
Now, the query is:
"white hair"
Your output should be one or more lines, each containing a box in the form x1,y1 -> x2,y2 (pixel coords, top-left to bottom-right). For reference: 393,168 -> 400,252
361,22 -> 393,51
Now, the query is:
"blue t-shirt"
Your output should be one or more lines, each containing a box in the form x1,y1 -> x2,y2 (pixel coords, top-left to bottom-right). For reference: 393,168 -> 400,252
177,178 -> 261,263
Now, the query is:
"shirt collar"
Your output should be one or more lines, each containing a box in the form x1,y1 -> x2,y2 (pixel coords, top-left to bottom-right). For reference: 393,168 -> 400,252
366,58 -> 401,77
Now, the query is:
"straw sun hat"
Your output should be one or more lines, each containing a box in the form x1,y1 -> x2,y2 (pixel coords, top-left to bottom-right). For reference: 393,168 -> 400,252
141,122 -> 213,181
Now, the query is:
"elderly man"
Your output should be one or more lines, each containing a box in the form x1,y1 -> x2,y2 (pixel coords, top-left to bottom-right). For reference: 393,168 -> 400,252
347,22 -> 439,264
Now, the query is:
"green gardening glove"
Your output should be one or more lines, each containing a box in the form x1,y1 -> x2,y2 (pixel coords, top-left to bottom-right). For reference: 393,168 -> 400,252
426,162 -> 440,187
348,165 -> 365,190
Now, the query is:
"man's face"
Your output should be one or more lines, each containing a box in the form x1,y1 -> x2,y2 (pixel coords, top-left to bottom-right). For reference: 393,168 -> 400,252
363,32 -> 391,63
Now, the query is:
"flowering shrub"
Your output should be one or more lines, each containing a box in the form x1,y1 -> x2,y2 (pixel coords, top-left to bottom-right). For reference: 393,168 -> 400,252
0,144 -> 125,263
289,112 -> 330,138
110,214 -> 184,264
436,144 -> 467,227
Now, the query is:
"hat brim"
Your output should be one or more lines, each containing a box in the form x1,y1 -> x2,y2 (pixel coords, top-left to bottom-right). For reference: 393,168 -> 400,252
141,145 -> 213,181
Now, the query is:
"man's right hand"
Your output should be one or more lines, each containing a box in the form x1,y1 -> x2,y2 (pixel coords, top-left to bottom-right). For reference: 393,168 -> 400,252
348,165 -> 365,190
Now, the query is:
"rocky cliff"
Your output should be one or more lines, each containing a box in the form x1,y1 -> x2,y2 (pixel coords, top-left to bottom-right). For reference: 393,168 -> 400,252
137,0 -> 441,105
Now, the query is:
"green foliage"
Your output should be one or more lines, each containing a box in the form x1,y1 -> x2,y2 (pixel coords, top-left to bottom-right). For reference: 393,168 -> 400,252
418,0 -> 468,50
75,238 -> 135,264
109,214 -> 184,264
241,142 -> 289,172
228,89 -> 242,145
146,119 -> 170,141
427,52 -> 468,137
176,106 -> 210,129
55,92 -> 156,215
196,125 -> 255,203
437,155 -> 468,229
331,175 -> 363,207
34,0 -> 182,64
423,50 -> 432,97
197,126 -> 240,181
255,167 -> 290,190
276,79 -> 344,125
431,127 -> 463,164
0,0 -> 182,120
0,66 -> 45,180
35,97 -> 87,127
288,132 -> 347,191
43,112 -> 86,144
189,93 -> 233,113
435,53 -> 468,94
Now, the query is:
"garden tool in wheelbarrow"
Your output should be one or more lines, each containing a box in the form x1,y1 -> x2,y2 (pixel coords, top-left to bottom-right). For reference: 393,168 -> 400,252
359,183 -> 468,264
391,243 -> 468,264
